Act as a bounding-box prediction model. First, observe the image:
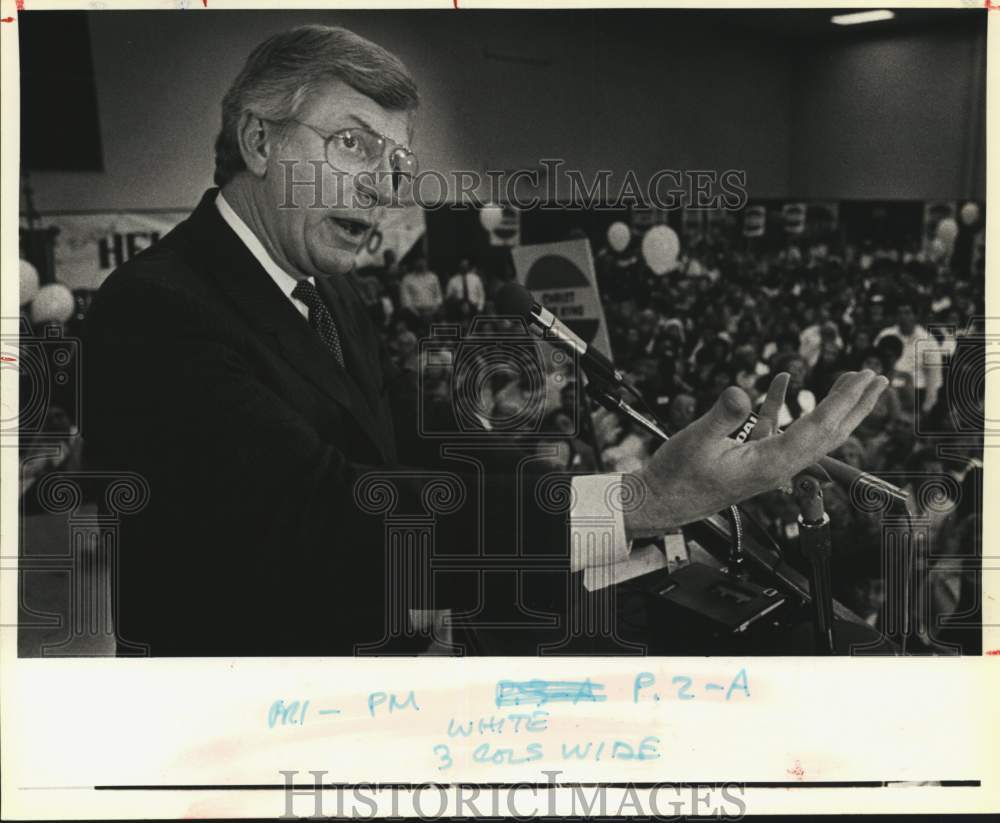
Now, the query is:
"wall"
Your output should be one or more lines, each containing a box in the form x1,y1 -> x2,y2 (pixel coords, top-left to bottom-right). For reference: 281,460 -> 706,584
22,9 -> 792,212
20,9 -> 986,214
789,18 -> 986,201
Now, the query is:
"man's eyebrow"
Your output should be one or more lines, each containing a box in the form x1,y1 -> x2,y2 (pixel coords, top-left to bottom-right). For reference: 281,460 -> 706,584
344,113 -> 376,132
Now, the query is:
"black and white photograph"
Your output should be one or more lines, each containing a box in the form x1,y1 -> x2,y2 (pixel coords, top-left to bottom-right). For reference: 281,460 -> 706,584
13,2 -> 987,658
2,1 -> 996,818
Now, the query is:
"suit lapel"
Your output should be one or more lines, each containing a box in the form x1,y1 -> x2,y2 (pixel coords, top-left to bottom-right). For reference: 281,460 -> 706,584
316,273 -> 398,463
183,190 -> 393,462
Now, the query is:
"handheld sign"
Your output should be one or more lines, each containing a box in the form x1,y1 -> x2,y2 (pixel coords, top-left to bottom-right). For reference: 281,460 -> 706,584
511,239 -> 613,360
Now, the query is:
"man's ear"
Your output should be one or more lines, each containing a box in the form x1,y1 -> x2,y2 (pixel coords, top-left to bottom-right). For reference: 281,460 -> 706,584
236,112 -> 272,177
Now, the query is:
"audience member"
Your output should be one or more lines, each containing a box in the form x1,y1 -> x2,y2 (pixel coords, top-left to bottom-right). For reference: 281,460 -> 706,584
400,256 -> 443,328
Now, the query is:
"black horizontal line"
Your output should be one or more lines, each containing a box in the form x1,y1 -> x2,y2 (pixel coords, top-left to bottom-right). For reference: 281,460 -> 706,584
92,780 -> 980,791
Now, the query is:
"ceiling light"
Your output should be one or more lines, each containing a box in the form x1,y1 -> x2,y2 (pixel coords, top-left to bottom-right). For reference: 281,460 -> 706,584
831,9 -> 896,26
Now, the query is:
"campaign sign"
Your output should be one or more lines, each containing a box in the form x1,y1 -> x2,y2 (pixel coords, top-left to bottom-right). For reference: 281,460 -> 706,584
511,239 -> 612,359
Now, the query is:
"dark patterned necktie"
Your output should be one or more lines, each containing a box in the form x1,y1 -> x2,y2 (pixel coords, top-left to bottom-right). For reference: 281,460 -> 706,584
292,279 -> 346,368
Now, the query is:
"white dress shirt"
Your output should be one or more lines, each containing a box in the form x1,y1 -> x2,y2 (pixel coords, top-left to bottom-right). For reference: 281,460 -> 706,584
216,192 -> 313,321
445,270 -> 486,312
875,323 -> 943,407
216,192 -> 639,588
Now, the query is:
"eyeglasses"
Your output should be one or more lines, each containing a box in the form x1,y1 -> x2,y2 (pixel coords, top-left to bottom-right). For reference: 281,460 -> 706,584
281,117 -> 418,185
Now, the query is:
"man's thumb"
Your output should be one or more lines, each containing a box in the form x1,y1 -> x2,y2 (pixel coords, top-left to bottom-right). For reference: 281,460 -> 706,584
695,386 -> 752,439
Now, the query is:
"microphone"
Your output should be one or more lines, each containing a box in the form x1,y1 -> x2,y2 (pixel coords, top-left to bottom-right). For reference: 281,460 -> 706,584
814,455 -> 909,506
495,282 -> 631,392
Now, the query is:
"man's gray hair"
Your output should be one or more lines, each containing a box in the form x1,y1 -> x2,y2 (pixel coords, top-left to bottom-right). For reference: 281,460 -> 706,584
214,24 -> 419,186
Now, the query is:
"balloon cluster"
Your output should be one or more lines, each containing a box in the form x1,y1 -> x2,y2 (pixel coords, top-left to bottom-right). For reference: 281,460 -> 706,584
604,221 -> 681,276
20,258 -> 75,325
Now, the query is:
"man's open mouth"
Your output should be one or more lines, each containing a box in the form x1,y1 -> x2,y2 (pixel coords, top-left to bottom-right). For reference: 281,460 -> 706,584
331,216 -> 370,238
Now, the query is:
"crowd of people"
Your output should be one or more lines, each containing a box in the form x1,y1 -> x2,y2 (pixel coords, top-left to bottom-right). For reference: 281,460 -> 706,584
19,213 -> 985,653
361,222 -> 984,651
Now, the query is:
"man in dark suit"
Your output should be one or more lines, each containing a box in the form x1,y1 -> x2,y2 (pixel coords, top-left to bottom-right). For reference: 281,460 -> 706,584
83,25 -> 887,656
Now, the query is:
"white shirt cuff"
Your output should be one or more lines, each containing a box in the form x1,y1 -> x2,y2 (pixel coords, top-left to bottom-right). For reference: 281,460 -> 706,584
570,473 -> 672,591
569,473 -> 631,572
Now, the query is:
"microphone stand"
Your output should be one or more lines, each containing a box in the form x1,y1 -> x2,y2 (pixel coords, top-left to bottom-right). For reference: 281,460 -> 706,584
585,381 -> 669,441
793,474 -> 836,654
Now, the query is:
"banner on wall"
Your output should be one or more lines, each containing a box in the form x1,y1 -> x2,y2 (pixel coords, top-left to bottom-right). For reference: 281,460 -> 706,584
742,205 -> 767,238
782,202 -> 807,234
26,210 -> 189,291
26,205 -> 427,290
355,204 -> 427,266
511,239 -> 612,359
486,206 -> 521,247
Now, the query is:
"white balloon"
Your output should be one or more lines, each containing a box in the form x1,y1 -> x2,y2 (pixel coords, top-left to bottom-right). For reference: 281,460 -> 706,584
20,258 -> 40,306
929,236 -> 950,258
960,202 -> 980,226
606,221 -> 630,253
641,225 -> 680,276
30,283 -> 75,325
935,217 -> 959,244
479,205 -> 504,231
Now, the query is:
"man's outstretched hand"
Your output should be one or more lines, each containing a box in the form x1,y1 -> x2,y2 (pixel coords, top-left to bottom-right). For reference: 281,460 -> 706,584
623,370 -> 888,539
